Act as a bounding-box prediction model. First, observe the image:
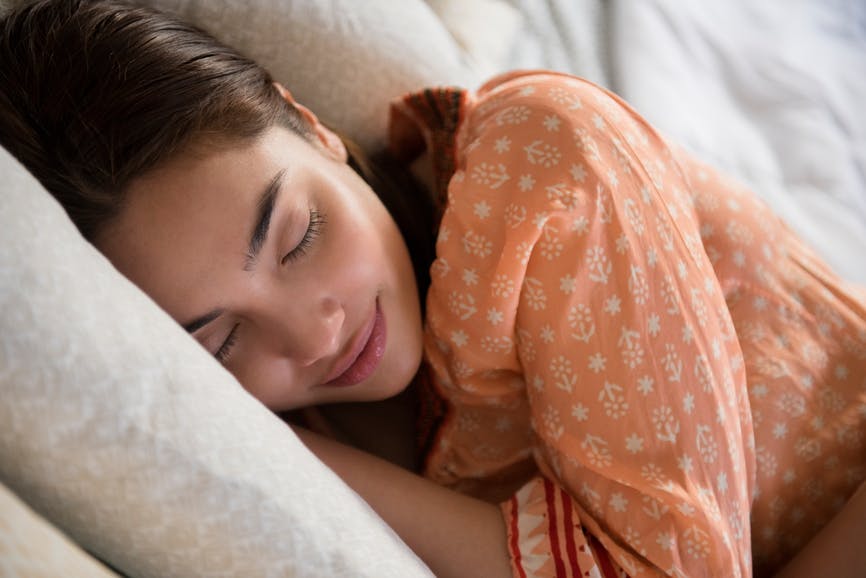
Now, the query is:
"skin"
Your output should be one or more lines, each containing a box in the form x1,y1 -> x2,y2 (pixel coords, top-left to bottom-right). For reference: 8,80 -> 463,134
96,98 -> 424,412
95,94 -> 513,577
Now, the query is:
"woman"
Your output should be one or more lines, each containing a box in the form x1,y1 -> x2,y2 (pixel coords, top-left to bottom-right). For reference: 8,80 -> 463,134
1,1 -> 865,577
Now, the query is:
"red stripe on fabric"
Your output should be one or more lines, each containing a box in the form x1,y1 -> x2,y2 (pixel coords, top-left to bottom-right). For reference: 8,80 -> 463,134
544,478 -> 568,578
508,496 -> 528,578
558,487 -> 580,577
589,533 -> 625,578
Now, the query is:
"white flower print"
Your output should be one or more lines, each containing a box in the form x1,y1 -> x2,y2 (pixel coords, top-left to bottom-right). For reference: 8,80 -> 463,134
618,326 -> 644,369
517,174 -> 535,192
470,162 -> 510,189
571,403 -> 589,422
515,240 -> 533,266
450,330 -> 468,348
595,185 -> 614,223
603,295 -> 622,315
696,424 -> 719,464
684,526 -> 711,560
662,343 -> 683,382
486,307 -> 504,326
615,233 -> 630,254
678,454 -> 694,474
648,313 -> 661,336
655,215 -> 675,252
543,114 -> 562,131
548,86 -> 582,109
522,277 -> 547,311
524,140 -> 562,167
473,201 -> 491,219
447,291 -> 477,321
550,355 -> 578,392
571,215 -> 590,234
545,182 -> 584,210
592,113 -> 605,130
568,303 -> 596,342
559,274 -> 577,294
532,212 -> 548,229
772,422 -> 788,440
461,230 -> 493,258
683,393 -> 695,414
641,462 -> 667,487
504,203 -> 527,228
625,433 -> 644,454
637,375 -> 655,396
573,127 -> 600,161
629,264 -> 650,305
491,274 -> 515,297
493,136 -> 511,153
480,335 -> 514,355
540,324 -> 556,344
538,227 -> 564,260
652,405 -> 680,443
582,434 -> 612,468
542,405 -> 564,440
599,381 -> 629,419
495,105 -> 531,125
588,352 -> 607,373
570,163 -> 587,182
461,268 -> 479,286
725,220 -> 754,246
690,288 -> 709,327
609,493 -> 629,513
430,257 -> 450,279
585,245 -> 613,284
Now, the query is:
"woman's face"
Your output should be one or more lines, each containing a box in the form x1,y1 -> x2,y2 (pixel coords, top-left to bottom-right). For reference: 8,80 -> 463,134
98,123 -> 424,411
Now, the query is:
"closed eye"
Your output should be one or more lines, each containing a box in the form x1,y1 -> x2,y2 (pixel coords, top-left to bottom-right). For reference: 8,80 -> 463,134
281,210 -> 326,265
214,323 -> 240,363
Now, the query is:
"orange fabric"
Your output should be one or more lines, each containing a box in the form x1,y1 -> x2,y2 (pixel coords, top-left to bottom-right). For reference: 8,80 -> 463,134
394,71 -> 866,577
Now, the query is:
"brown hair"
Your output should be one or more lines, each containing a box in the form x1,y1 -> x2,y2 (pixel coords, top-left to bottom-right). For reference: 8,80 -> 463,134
0,0 -> 435,295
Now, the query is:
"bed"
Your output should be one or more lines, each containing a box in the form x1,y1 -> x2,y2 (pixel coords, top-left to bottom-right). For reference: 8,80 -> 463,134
1,0 -> 864,576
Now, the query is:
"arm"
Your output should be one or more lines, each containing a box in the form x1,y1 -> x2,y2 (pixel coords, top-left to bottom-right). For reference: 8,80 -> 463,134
775,481 -> 866,578
424,72 -> 754,576
292,426 -> 513,578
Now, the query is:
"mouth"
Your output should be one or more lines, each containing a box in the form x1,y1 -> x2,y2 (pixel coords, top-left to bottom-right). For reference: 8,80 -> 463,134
321,298 -> 386,388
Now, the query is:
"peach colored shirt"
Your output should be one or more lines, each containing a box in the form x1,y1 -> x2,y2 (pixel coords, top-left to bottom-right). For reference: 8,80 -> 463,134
393,71 -> 866,578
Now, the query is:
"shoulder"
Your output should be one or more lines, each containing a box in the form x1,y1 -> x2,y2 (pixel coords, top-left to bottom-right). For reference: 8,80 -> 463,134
459,71 -> 631,144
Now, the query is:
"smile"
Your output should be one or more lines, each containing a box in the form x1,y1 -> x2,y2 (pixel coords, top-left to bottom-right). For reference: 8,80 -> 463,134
322,298 -> 386,388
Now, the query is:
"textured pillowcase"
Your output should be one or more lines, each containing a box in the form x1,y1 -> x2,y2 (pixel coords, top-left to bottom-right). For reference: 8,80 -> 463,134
0,1 -> 480,575
0,482 -> 119,578
147,0 -> 478,152
0,131 -> 432,577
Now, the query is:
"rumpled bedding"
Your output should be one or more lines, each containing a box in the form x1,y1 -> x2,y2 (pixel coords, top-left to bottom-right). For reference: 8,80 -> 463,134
487,0 -> 866,285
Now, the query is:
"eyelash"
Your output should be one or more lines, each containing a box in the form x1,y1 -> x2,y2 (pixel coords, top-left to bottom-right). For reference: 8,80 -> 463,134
214,210 -> 326,364
215,324 -> 239,363
281,210 -> 326,266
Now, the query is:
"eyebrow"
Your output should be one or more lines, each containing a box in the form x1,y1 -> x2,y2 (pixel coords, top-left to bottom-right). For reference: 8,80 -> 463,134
182,308 -> 224,334
244,169 -> 286,271
181,170 -> 286,335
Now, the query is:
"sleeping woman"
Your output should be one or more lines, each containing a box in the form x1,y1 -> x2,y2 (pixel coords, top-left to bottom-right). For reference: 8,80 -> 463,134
1,1 -> 865,577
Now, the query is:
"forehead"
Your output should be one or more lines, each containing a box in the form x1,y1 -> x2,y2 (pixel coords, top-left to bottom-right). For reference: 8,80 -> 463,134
95,128 -> 308,319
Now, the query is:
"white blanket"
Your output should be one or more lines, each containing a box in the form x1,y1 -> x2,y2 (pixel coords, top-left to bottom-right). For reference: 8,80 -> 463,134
610,0 -> 866,285
473,0 -> 866,284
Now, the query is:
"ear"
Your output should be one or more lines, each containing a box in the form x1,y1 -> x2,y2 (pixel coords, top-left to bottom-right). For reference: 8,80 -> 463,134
273,83 -> 347,163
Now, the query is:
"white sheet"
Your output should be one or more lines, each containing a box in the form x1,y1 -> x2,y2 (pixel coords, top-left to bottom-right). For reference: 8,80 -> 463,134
608,0 -> 866,284
479,0 -> 866,284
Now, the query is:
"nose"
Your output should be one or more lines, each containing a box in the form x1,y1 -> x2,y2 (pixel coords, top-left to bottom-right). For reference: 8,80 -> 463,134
264,293 -> 344,367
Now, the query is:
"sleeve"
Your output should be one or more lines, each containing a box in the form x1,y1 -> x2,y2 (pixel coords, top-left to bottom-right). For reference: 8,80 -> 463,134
423,72 -> 755,578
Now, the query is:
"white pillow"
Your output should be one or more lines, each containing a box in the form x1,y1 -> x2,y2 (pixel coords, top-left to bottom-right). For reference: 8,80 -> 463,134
147,0 -> 478,152
0,143 -> 432,576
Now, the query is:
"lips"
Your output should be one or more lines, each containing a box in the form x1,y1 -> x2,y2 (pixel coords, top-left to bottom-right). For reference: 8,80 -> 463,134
321,299 -> 386,388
